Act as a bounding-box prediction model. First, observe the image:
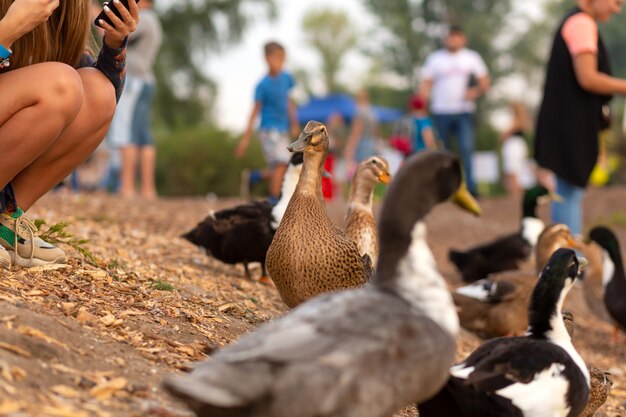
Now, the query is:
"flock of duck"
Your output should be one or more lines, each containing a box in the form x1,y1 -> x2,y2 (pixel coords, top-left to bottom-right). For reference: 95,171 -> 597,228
167,120 -> 625,417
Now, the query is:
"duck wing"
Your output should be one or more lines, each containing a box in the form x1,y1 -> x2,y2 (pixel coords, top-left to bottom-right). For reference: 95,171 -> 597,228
165,288 -> 456,417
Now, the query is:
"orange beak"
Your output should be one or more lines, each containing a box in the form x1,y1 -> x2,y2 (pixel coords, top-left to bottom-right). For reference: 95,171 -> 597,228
378,173 -> 391,184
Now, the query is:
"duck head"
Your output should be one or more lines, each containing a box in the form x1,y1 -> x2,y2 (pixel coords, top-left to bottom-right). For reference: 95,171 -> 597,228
535,224 -> 584,273
527,248 -> 587,339
287,121 -> 328,154
522,185 -> 561,218
375,150 -> 481,283
355,156 -> 392,185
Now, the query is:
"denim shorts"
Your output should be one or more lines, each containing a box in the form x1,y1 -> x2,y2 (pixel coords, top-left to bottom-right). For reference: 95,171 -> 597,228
107,75 -> 155,148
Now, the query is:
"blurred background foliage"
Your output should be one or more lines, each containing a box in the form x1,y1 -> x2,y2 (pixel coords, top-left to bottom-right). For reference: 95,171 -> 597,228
152,0 -> 626,196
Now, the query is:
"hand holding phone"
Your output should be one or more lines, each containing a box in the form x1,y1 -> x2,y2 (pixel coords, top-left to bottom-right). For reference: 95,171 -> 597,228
94,0 -> 140,28
94,0 -> 140,49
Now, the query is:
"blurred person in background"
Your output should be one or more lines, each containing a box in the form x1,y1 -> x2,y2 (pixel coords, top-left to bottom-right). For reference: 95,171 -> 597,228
420,25 -> 490,197
236,41 -> 299,204
500,101 -> 535,198
534,0 -> 626,236
109,0 -> 162,199
344,90 -> 379,177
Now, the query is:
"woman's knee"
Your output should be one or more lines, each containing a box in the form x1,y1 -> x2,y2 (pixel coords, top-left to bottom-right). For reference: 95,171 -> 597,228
36,62 -> 84,120
78,68 -> 117,125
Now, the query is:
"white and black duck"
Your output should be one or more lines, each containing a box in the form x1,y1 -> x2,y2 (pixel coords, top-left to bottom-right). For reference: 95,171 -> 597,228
164,150 -> 481,417
449,185 -> 553,282
181,152 -> 303,283
419,248 -> 590,417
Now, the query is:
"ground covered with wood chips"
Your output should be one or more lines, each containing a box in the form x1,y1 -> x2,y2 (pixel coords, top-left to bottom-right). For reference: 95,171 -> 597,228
1,186 -> 626,417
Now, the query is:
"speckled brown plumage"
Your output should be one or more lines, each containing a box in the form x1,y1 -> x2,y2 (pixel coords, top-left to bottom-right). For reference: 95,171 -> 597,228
344,156 -> 391,266
267,121 -> 369,308
454,224 -> 579,338
562,312 -> 612,417
580,367 -> 612,417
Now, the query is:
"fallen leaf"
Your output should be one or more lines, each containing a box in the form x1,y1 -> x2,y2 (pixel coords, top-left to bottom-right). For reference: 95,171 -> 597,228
175,345 -> 197,356
99,314 -> 117,326
0,315 -> 16,322
76,308 -> 98,324
0,341 -> 31,358
25,264 -> 72,273
51,385 -> 82,399
0,399 -> 21,414
17,325 -> 69,350
50,363 -> 82,376
89,377 -> 127,400
39,405 -> 89,417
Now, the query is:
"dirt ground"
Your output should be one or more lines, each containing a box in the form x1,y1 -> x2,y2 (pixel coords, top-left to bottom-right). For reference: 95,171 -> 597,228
1,185 -> 626,417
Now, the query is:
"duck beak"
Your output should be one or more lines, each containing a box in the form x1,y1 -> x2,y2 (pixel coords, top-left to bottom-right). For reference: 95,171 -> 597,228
539,192 -> 563,204
577,256 -> 589,271
287,132 -> 312,152
378,172 -> 391,184
566,237 -> 585,250
451,183 -> 481,216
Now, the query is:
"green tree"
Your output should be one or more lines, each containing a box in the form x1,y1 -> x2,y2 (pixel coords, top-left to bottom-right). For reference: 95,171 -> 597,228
301,8 -> 358,94
154,0 -> 276,128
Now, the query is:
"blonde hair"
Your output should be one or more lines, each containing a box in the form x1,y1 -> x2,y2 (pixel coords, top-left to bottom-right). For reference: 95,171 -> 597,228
1,0 -> 97,70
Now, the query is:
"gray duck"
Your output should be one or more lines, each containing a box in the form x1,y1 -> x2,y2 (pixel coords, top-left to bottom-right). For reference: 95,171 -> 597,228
164,150 -> 481,417
266,121 -> 372,308
344,156 -> 391,266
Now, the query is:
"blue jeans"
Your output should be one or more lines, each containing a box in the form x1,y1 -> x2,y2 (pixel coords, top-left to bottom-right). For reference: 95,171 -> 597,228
432,113 -> 477,195
552,176 -> 585,236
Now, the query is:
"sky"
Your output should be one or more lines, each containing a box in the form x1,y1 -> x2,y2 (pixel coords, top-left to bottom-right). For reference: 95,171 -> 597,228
205,1 -> 546,133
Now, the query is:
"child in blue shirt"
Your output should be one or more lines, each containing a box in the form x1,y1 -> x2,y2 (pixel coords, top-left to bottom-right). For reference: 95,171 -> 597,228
236,41 -> 299,201
409,95 -> 436,153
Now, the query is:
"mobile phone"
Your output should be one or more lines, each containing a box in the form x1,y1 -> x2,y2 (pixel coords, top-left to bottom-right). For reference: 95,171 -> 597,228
94,0 -> 140,28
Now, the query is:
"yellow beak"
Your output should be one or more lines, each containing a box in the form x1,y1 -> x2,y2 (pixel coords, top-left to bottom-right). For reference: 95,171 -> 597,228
450,183 -> 481,216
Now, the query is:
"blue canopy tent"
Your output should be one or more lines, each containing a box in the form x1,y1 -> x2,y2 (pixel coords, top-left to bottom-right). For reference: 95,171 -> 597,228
297,93 -> 403,125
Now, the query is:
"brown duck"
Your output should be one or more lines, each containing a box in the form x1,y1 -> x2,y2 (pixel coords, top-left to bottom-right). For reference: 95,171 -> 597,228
344,156 -> 391,266
563,311 -> 613,417
266,121 -> 372,308
453,224 -> 581,338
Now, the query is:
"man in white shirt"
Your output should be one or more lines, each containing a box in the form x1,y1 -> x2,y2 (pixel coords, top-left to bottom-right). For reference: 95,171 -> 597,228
420,25 -> 490,196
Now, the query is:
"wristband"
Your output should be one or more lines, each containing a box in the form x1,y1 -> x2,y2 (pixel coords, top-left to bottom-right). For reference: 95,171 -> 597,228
0,44 -> 11,60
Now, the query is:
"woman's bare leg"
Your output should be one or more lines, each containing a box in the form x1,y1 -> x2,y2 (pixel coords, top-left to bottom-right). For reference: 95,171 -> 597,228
119,145 -> 138,197
12,67 -> 116,209
139,145 -> 157,199
0,63 -> 84,196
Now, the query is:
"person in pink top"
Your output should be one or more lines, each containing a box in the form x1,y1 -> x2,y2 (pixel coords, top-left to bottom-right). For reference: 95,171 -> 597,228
534,0 -> 626,236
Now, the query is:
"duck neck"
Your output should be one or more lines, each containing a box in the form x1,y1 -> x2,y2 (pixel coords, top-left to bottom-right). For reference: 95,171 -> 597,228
604,246 -> 626,287
527,275 -> 568,340
522,190 -> 540,218
379,222 -> 458,335
375,193 -> 436,284
296,150 -> 326,199
539,287 -> 590,382
521,217 -> 544,246
348,175 -> 376,211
